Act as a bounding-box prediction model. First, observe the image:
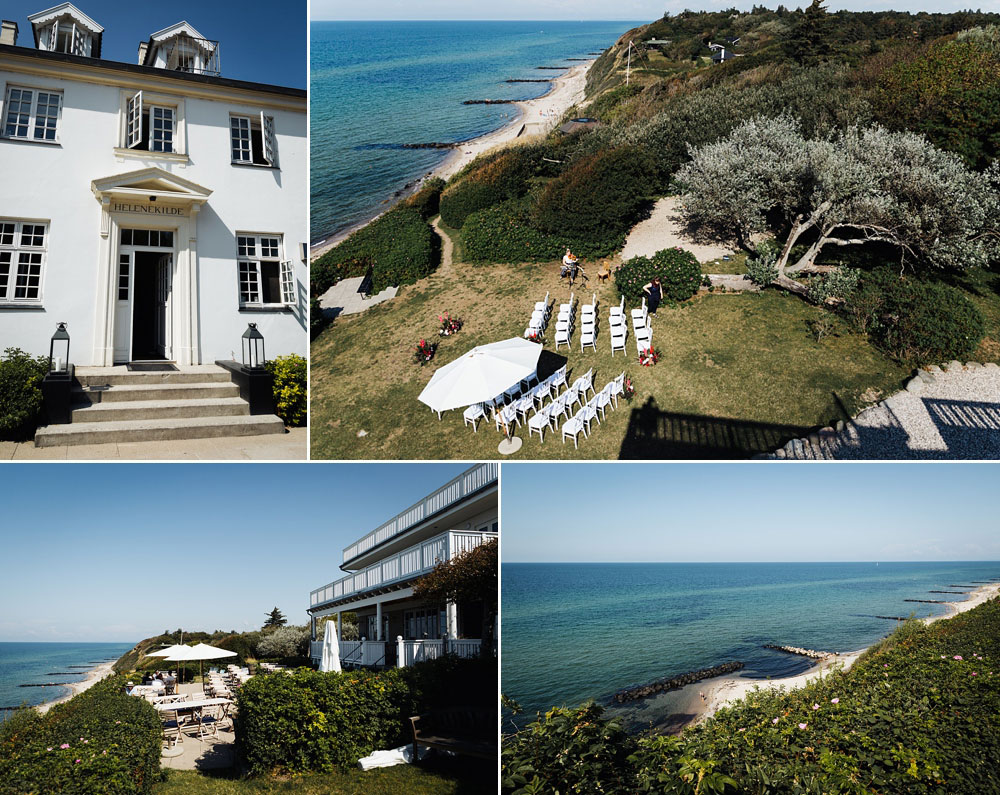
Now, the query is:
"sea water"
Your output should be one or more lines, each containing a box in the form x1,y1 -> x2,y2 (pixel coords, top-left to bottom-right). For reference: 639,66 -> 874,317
501,562 -> 1000,719
310,20 -> 639,242
0,642 -> 133,716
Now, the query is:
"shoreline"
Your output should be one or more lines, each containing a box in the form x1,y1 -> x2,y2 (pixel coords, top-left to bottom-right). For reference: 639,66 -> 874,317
36,661 -> 117,715
310,60 -> 595,261
607,581 -> 1000,736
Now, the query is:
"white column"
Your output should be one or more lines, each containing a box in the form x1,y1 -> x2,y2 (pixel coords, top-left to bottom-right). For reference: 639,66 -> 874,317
336,612 -> 342,637
396,635 -> 404,668
375,601 -> 383,641
446,601 -> 458,640
92,197 -> 114,365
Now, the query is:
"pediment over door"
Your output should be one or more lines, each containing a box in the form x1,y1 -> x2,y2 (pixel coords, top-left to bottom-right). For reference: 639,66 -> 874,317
91,167 -> 212,210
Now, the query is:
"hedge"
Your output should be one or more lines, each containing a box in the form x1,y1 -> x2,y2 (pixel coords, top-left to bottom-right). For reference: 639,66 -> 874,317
533,146 -> 655,247
311,204 -> 440,296
439,148 -> 540,230
265,353 -> 307,427
0,675 -> 162,795
503,595 -> 1000,794
614,248 -> 702,305
403,177 -> 445,220
235,656 -> 496,775
0,347 -> 48,441
462,198 -> 624,264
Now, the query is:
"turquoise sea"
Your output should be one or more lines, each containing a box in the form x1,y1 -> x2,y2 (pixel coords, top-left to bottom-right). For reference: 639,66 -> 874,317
501,562 -> 1000,720
0,642 -> 132,717
310,20 -> 639,243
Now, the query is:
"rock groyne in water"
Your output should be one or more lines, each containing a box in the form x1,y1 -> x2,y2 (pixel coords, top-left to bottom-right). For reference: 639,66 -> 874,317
904,599 -> 947,604
763,644 -> 832,660
612,661 -> 744,703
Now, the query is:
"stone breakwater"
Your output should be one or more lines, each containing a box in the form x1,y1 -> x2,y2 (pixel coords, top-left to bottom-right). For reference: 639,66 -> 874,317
613,661 -> 744,703
763,644 -> 833,660
905,599 -> 947,604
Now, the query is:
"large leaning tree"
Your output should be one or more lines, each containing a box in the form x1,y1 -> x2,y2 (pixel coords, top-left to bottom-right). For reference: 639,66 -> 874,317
674,116 -> 1000,297
413,538 -> 497,660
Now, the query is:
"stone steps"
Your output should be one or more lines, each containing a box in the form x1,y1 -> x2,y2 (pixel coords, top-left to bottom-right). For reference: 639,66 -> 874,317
35,414 -> 285,447
74,382 -> 239,404
70,397 -> 249,423
74,368 -> 232,387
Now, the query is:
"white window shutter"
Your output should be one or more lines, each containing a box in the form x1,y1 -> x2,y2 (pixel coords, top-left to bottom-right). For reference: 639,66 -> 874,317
126,90 -> 142,148
48,20 -> 58,51
280,259 -> 294,305
261,112 -> 277,167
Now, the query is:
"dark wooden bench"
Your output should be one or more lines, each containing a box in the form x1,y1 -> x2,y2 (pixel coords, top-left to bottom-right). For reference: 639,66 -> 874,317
409,707 -> 496,760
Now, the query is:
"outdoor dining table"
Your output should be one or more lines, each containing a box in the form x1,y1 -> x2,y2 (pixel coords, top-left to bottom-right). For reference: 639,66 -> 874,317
155,697 -> 233,743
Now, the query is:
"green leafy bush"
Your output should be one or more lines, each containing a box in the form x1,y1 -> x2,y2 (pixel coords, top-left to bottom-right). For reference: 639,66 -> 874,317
807,266 -> 861,303
265,353 -> 307,427
847,269 -> 986,364
256,626 -> 310,659
310,296 -> 329,340
235,657 -> 496,775
0,675 -> 161,795
439,148 -> 540,229
403,177 -> 445,220
462,198 -> 624,263
533,146 -> 654,247
745,250 -> 780,287
614,248 -> 702,305
311,205 -> 440,296
0,347 -> 48,440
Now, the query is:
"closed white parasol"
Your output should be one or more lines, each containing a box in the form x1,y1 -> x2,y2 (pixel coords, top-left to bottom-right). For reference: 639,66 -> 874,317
417,337 -> 542,414
319,620 -> 341,673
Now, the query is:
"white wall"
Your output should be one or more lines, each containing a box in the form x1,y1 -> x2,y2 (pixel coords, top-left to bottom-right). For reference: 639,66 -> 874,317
0,57 -> 306,365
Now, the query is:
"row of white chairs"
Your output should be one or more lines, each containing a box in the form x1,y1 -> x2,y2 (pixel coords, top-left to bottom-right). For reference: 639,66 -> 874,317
554,292 -> 577,349
631,295 -> 653,354
558,372 -> 627,447
463,365 -> 568,432
525,291 -> 551,339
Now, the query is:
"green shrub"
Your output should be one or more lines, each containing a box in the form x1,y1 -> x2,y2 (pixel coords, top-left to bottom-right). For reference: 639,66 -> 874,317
235,657 -> 496,775
745,250 -> 780,287
586,83 -> 644,124
0,675 -> 161,795
0,347 -> 48,441
310,296 -> 330,340
847,269 -> 986,364
807,266 -> 861,303
614,248 -> 702,305
462,198 -> 624,263
264,353 -> 306,427
403,177 -> 445,220
439,148 -> 540,229
533,146 -> 655,247
256,626 -> 310,659
311,205 -> 439,296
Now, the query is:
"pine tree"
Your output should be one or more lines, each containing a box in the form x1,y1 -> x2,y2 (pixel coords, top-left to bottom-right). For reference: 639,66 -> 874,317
263,606 -> 287,629
789,0 -> 832,64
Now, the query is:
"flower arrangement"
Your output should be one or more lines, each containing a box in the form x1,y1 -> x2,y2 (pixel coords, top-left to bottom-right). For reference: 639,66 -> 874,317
438,312 -> 463,336
622,375 -> 635,401
413,339 -> 437,365
638,346 -> 659,367
526,330 -> 544,344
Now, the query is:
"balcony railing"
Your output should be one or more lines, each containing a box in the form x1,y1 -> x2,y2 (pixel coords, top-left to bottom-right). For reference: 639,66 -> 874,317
341,463 -> 497,565
311,529 -> 496,608
309,638 -> 483,668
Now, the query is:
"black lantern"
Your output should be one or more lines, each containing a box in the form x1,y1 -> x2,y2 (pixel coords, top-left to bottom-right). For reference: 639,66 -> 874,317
48,322 -> 70,373
241,323 -> 265,370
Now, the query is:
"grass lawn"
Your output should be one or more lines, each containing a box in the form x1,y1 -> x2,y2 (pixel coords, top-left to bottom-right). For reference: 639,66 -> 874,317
311,222 -> 914,460
155,757 -> 489,795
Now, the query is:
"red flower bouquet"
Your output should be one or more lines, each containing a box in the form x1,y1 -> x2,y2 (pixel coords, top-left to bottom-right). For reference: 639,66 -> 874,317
638,346 -> 659,367
413,338 -> 438,365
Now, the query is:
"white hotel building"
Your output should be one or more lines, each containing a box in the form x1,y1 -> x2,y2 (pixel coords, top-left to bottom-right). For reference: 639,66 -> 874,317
0,3 -> 307,369
308,463 -> 498,669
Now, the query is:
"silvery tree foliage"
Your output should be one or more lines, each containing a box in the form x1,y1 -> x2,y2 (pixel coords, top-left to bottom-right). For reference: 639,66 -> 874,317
675,116 -> 1000,294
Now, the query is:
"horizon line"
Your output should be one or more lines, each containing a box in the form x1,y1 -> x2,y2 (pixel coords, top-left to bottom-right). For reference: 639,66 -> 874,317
504,560 -> 1000,564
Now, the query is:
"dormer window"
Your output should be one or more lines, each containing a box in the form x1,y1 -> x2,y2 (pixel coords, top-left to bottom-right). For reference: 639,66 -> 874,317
139,22 -> 220,77
28,3 -> 103,58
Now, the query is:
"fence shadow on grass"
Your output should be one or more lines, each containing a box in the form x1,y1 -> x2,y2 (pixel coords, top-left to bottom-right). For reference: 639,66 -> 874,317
617,397 -> 814,459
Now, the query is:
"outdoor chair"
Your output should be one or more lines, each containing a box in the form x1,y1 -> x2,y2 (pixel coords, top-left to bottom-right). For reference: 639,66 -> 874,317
609,295 -> 625,320
528,405 -> 552,442
559,292 -> 575,315
561,408 -> 589,448
549,392 -> 569,423
463,403 -> 485,432
530,308 -> 547,327
581,293 -> 597,320
564,384 -> 582,411
610,327 -> 627,356
631,296 -> 647,324
495,403 -> 518,433
555,326 -> 571,350
503,383 -> 521,403
572,368 -> 595,398
534,291 -> 550,316
637,329 -> 653,355
610,372 -> 626,408
595,384 -> 612,420
580,325 -> 596,351
515,394 -> 535,424
551,365 -> 568,391
581,399 -> 599,433
634,320 -> 651,347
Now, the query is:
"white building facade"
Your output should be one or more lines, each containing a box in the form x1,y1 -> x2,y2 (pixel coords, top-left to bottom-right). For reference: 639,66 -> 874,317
0,4 -> 307,367
308,463 -> 499,669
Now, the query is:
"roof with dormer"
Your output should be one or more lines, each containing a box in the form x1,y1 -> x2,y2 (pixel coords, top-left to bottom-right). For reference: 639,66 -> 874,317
27,2 -> 103,56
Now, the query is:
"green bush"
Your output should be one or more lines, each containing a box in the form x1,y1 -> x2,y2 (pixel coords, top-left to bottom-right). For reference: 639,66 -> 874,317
0,675 -> 161,795
311,205 -> 440,296
807,266 -> 861,303
439,148 -> 540,229
614,248 -> 702,305
310,296 -> 330,340
256,626 -> 310,659
847,269 -> 986,364
265,353 -> 307,427
235,656 -> 496,775
0,347 -> 48,441
403,177 -> 445,220
462,198 -> 624,263
533,146 -> 655,247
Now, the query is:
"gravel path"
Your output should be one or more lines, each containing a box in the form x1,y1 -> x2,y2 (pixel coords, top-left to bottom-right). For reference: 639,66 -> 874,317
766,362 -> 1000,460
621,197 -> 736,263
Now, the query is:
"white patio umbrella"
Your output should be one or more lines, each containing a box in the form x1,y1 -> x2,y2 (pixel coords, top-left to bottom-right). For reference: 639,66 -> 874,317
147,644 -> 188,657
164,643 -> 237,684
319,620 -> 342,673
417,337 -> 542,415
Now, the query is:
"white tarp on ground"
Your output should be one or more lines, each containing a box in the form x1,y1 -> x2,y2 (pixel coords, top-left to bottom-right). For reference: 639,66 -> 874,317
319,620 -> 342,673
357,744 -> 430,770
418,337 -> 542,414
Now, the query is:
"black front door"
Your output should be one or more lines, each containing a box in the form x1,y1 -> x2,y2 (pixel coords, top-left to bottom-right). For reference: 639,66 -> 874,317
131,251 -> 163,360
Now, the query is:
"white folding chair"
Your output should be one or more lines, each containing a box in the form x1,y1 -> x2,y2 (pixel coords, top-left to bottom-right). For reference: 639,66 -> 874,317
580,325 -> 596,351
551,365 -> 567,391
464,403 -> 485,432
564,384 -> 581,411
611,323 -> 627,356
631,296 -> 647,324
535,291 -> 550,317
634,319 -> 651,347
595,384 -> 612,420
556,316 -> 573,334
515,394 -> 535,424
581,400 -> 599,433
572,368 -> 594,398
581,293 -> 597,321
561,409 -> 588,448
637,328 -> 653,355
495,403 -> 518,432
555,326 -> 571,350
549,393 -> 569,424
559,292 -> 575,316
609,295 -> 625,321
527,405 -> 552,443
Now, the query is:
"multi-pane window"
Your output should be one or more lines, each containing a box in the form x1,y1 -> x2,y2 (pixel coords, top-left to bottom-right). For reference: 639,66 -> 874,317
0,220 -> 47,303
125,92 -> 177,153
117,254 -> 130,300
404,609 -> 447,640
236,234 -> 293,307
230,113 -> 277,166
120,228 -> 174,247
150,106 -> 174,152
3,87 -> 62,142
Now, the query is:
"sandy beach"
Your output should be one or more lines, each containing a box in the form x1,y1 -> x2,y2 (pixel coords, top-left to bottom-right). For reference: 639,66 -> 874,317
36,661 -> 117,715
609,581 -> 1000,735
310,61 -> 594,261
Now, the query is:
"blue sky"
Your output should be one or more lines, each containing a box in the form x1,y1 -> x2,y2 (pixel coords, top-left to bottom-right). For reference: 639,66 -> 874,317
502,464 -> 1000,563
313,1 -> 985,21
0,463 -> 468,642
4,1 -> 306,88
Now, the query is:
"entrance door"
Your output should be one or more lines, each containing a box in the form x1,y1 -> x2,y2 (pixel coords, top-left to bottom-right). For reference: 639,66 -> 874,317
131,251 -> 163,360
155,253 -> 172,359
